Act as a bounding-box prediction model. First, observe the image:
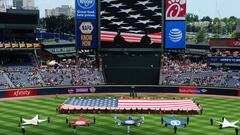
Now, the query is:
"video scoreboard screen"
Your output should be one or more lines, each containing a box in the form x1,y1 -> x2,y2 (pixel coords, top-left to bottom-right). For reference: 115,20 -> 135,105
100,0 -> 162,48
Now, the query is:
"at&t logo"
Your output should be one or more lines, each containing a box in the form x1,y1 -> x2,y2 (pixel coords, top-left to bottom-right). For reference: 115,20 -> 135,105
169,28 -> 183,43
77,0 -> 95,9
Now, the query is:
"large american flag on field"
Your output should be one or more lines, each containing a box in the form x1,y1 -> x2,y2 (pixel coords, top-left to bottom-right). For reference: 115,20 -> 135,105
61,98 -> 200,111
100,0 -> 162,43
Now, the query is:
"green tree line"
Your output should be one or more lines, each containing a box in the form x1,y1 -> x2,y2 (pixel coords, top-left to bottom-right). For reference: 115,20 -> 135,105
39,15 -> 75,35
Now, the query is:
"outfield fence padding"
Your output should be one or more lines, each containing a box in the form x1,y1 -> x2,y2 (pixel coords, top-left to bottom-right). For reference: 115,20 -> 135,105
0,86 -> 239,98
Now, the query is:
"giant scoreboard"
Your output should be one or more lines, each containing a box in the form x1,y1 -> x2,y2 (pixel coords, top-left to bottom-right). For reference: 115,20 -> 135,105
75,0 -> 186,49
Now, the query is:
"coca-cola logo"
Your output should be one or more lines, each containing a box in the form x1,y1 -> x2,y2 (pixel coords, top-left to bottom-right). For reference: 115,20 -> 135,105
234,41 -> 240,46
13,90 -> 31,97
228,40 -> 240,46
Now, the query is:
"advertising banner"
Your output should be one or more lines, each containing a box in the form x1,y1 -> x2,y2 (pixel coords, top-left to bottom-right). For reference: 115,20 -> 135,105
179,86 -> 197,94
165,21 -> 186,49
6,89 -> 38,98
208,57 -> 240,63
76,0 -> 97,20
238,90 -> 240,97
179,87 -> 209,94
166,0 -> 186,20
0,0 -> 6,13
227,39 -> 240,47
67,87 -> 93,94
76,20 -> 97,48
0,91 -> 5,98
209,39 -> 240,47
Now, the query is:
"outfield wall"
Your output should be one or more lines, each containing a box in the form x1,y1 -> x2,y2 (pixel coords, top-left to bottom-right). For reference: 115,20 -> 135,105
0,86 -> 239,99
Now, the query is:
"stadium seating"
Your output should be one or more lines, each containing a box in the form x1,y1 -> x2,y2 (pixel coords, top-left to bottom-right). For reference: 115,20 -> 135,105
162,55 -> 240,88
40,68 -> 72,86
0,72 -> 9,89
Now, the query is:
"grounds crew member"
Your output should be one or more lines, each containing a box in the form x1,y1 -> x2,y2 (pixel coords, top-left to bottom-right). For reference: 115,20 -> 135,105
174,125 -> 177,134
93,115 -> 96,124
235,128 -> 239,135
66,116 -> 69,124
48,116 -> 50,123
187,116 -> 190,125
21,126 -> 26,135
210,118 -> 213,126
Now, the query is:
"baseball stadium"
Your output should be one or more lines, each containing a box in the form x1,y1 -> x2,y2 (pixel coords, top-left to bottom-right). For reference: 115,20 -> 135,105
0,0 -> 240,135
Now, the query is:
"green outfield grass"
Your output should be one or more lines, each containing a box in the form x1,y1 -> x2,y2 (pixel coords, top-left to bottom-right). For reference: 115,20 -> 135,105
0,95 -> 240,135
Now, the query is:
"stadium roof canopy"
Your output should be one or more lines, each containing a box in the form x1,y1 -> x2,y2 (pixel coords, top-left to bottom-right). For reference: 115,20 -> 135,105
42,40 -> 76,59
42,40 -> 75,46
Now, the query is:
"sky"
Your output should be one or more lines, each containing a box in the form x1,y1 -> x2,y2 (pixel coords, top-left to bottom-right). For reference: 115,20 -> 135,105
5,0 -> 240,18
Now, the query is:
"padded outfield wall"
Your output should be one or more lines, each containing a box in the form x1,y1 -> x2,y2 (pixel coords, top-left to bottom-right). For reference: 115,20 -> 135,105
0,86 -> 239,99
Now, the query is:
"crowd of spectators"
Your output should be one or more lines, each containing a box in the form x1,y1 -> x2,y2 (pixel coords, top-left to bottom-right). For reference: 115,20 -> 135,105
0,53 -> 239,89
0,70 -> 10,89
210,49 -> 240,57
39,67 -> 72,86
8,70 -> 43,88
71,58 -> 103,86
162,55 -> 240,88
0,57 -> 104,88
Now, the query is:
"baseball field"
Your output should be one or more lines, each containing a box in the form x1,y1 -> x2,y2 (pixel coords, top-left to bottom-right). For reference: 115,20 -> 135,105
0,94 -> 240,135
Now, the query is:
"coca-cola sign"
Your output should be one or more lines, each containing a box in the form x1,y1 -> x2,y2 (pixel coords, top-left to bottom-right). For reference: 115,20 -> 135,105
6,89 -> 37,97
228,40 -> 240,46
166,0 -> 186,20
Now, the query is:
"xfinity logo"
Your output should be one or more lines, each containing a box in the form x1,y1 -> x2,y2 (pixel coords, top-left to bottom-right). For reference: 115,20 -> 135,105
169,28 -> 183,43
77,0 -> 95,9
13,90 -> 31,97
